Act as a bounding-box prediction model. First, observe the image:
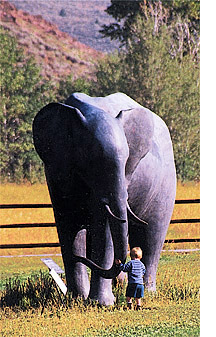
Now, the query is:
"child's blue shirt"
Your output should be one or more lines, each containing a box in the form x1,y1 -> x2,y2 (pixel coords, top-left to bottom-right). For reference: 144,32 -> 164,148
119,259 -> 146,284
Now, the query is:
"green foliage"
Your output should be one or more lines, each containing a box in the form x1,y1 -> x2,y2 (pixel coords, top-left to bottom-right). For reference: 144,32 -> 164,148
56,75 -> 92,103
0,28 -> 55,182
101,0 -> 200,44
100,0 -> 142,43
163,0 -> 200,25
92,53 -> 124,97
93,15 -> 200,181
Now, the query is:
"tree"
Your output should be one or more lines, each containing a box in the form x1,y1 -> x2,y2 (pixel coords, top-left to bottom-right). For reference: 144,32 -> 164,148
94,15 -> 200,181
100,0 -> 200,48
100,0 -> 142,43
0,28 -> 55,182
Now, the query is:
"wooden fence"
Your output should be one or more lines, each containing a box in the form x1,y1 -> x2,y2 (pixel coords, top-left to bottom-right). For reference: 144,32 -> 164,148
0,199 -> 200,250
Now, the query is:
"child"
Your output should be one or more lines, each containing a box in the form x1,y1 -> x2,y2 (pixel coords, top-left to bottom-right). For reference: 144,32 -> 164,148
115,247 -> 146,310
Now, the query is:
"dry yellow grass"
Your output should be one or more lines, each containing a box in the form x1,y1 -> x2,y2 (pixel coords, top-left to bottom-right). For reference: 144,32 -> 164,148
167,181 -> 200,243
0,183 -> 58,255
0,300 -> 199,337
0,182 -> 200,255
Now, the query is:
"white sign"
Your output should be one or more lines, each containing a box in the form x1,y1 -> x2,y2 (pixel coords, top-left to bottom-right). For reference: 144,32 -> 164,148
49,268 -> 67,295
41,258 -> 64,274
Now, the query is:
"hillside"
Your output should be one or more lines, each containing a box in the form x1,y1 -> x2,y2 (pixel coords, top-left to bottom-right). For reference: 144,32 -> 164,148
9,0 -> 119,53
0,1 -> 103,82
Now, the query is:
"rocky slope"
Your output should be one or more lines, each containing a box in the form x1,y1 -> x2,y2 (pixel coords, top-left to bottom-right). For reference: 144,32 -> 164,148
9,0 -> 118,53
0,1 -> 102,82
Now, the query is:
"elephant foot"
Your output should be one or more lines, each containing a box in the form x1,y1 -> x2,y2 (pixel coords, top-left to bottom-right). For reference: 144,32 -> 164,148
89,284 -> 115,306
65,265 -> 90,300
144,269 -> 157,292
145,281 -> 156,293
67,285 -> 89,300
89,274 -> 115,306
89,292 -> 115,306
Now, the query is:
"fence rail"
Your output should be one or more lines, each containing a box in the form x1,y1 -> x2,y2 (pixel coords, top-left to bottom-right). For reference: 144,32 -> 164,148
0,204 -> 52,209
0,199 -> 201,209
0,199 -> 200,250
0,238 -> 200,250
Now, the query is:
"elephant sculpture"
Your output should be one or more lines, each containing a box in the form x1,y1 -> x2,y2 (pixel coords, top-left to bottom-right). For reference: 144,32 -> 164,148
33,92 -> 176,305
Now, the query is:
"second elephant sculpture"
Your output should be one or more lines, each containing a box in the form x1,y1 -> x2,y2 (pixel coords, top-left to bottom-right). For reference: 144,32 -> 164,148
33,92 -> 176,305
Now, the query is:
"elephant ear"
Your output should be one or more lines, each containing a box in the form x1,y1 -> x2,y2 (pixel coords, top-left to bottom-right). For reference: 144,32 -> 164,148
116,107 -> 154,178
33,102 -> 86,165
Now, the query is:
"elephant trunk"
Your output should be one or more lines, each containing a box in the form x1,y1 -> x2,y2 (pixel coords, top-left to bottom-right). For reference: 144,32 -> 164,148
72,254 -> 121,279
71,200 -> 148,278
72,201 -> 128,279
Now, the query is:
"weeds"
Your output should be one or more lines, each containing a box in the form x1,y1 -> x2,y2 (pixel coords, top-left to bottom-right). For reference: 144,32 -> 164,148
0,271 -> 57,311
0,254 -> 200,336
0,260 -> 200,313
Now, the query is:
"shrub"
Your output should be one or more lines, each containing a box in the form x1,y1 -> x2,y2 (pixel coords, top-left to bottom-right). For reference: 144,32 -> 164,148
59,8 -> 66,17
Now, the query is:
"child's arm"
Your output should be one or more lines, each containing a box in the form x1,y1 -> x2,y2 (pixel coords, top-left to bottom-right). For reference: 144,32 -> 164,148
115,259 -> 131,272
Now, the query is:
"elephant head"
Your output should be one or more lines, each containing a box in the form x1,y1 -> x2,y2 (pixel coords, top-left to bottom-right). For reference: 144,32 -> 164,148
33,102 -> 134,278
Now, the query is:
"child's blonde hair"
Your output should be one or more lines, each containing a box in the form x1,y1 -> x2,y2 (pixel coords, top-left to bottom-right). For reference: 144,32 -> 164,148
130,247 -> 143,259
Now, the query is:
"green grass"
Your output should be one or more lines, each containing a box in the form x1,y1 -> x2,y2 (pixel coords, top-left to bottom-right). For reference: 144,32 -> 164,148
0,301 -> 200,337
89,324 -> 200,337
0,252 -> 200,336
0,256 -> 64,291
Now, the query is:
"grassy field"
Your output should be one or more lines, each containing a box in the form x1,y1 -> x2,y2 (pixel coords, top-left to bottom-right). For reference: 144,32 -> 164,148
0,252 -> 200,336
0,182 -> 200,336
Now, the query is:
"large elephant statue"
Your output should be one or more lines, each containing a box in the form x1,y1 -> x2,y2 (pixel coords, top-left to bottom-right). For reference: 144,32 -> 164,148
33,92 -> 176,305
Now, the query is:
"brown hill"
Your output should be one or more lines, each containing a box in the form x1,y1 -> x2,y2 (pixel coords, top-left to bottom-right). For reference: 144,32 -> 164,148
0,1 -> 102,82
9,0 -> 117,53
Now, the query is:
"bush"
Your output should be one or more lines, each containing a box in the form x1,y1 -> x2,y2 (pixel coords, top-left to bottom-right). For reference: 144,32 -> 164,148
0,28 -> 55,183
56,75 -> 92,103
59,8 -> 66,17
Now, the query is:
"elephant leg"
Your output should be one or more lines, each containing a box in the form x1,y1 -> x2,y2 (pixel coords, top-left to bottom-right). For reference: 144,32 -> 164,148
45,171 -> 90,298
127,152 -> 176,292
128,193 -> 174,291
128,223 -> 163,291
89,215 -> 115,305
57,224 -> 90,298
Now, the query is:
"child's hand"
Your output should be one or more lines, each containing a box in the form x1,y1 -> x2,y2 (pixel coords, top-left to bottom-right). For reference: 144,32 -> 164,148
115,259 -> 121,265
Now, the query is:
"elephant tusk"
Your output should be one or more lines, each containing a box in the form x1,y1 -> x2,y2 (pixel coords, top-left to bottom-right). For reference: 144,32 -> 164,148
104,204 -> 126,223
126,201 -> 148,225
